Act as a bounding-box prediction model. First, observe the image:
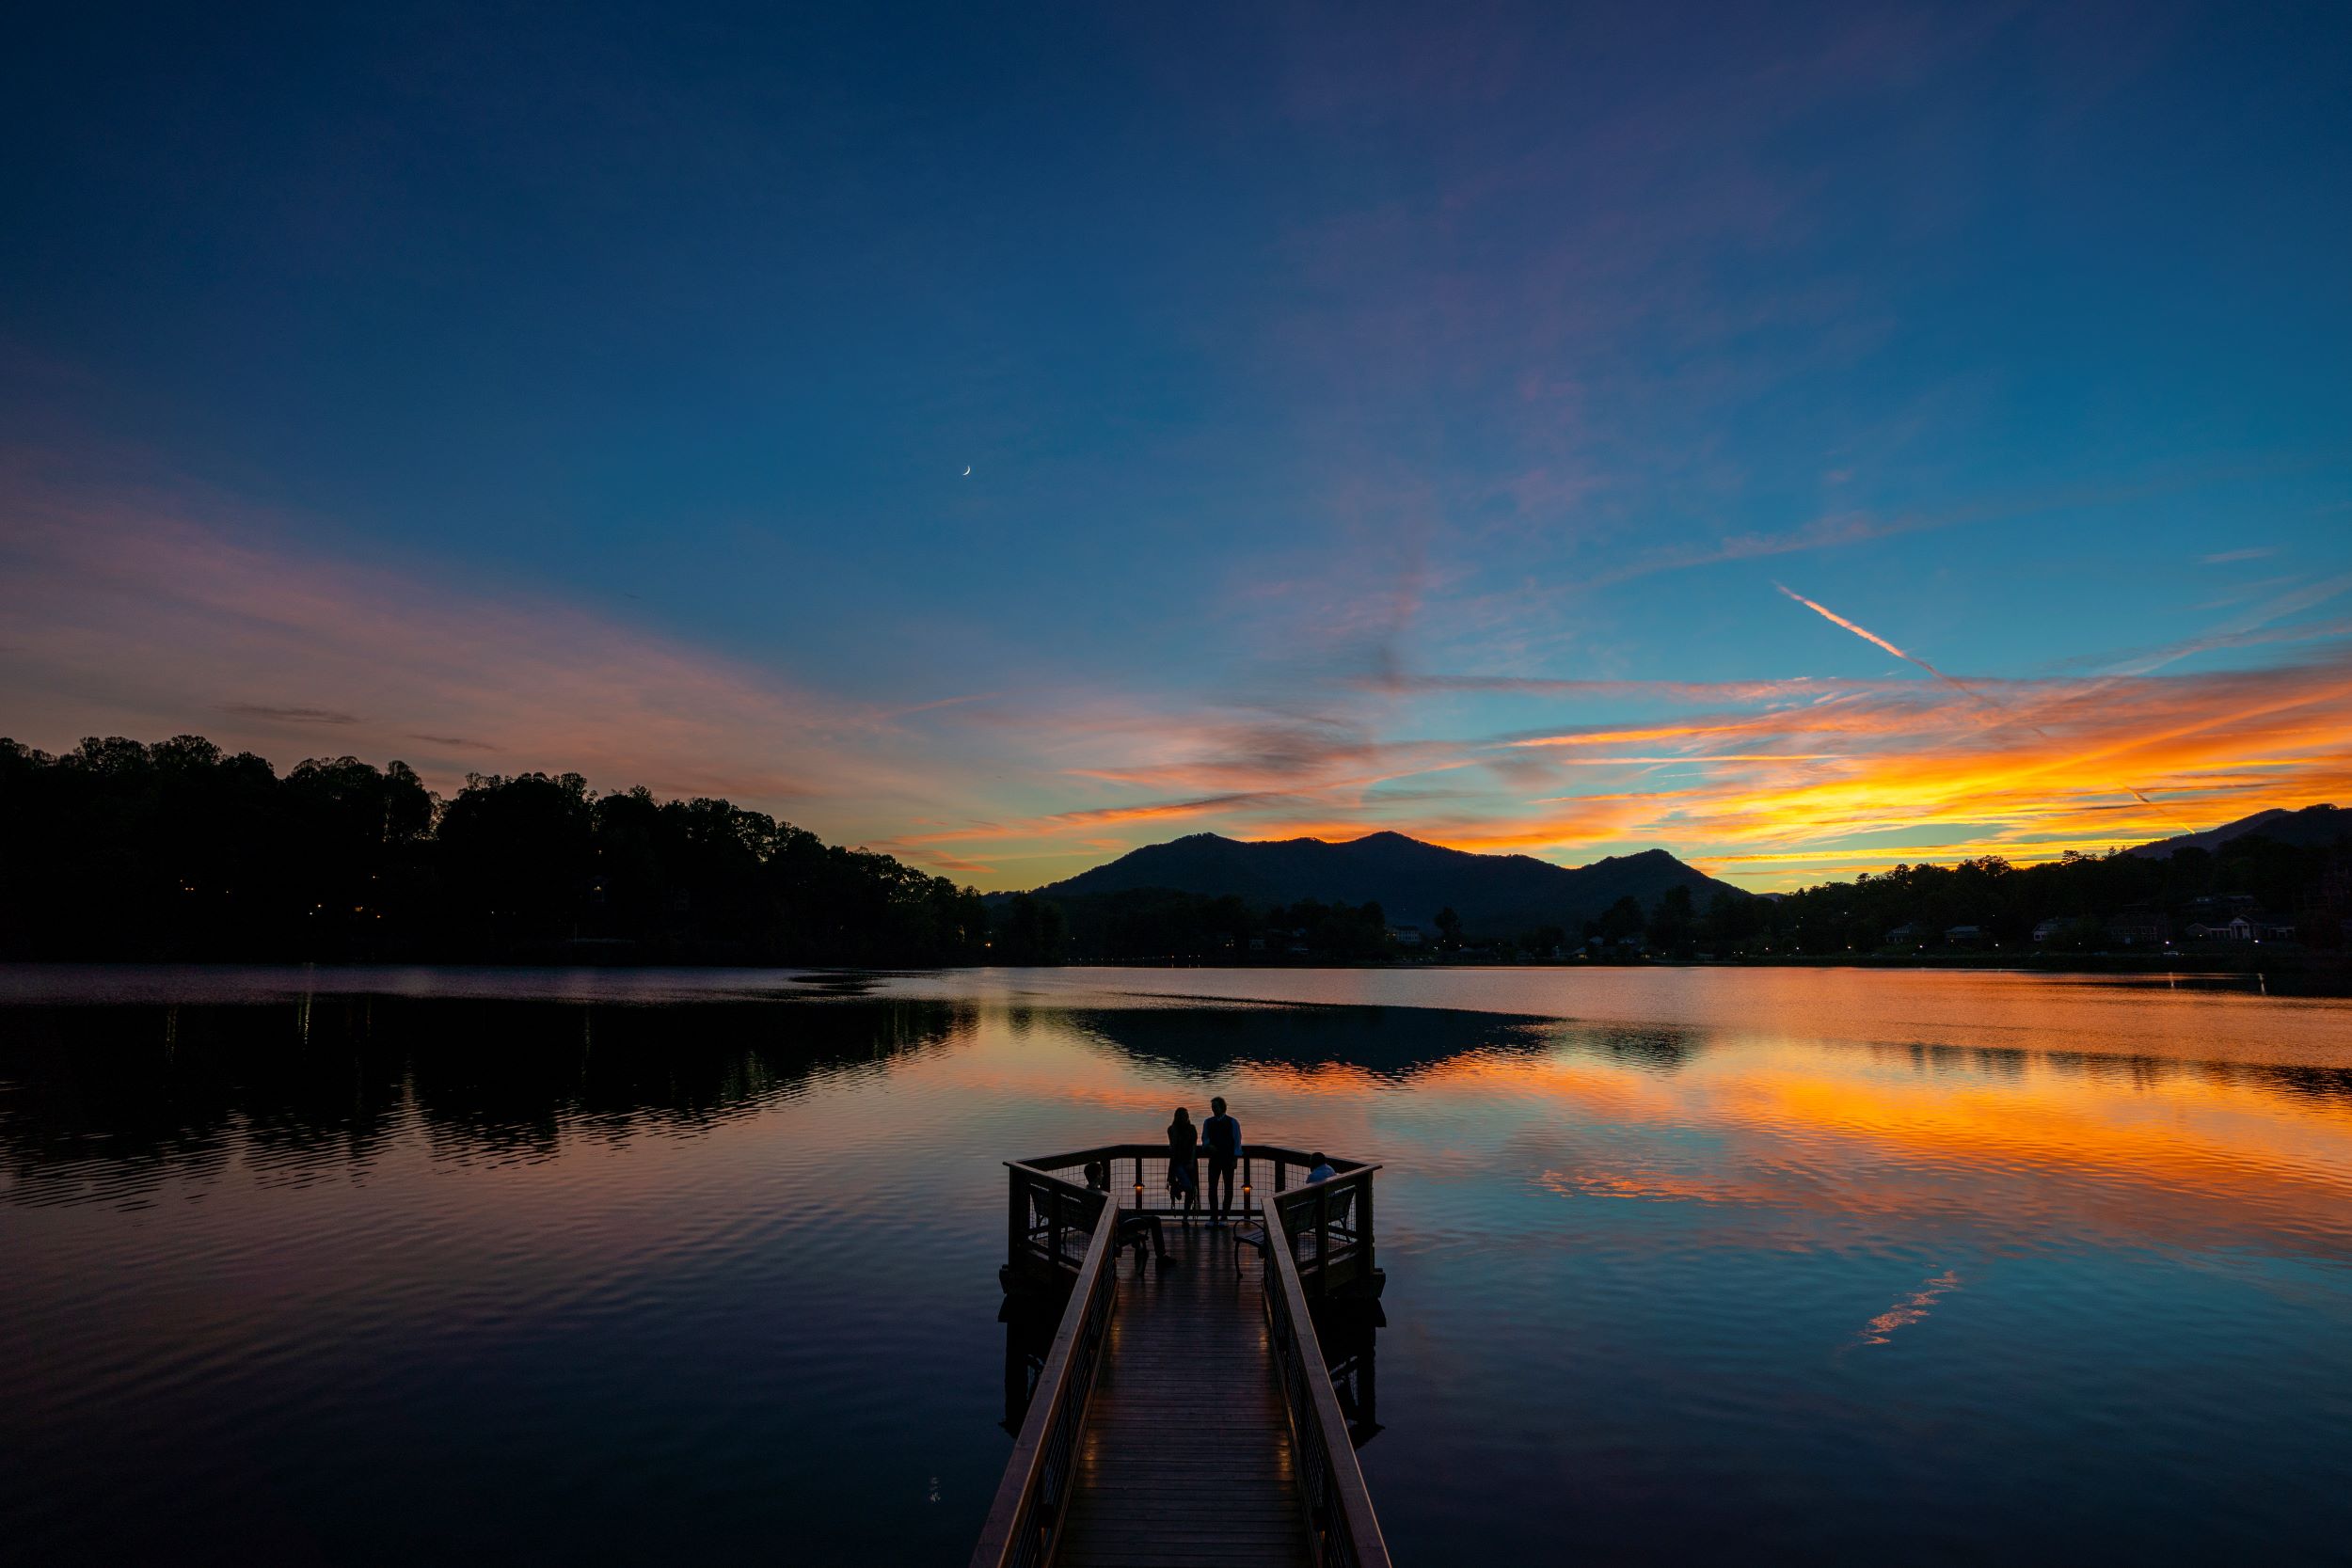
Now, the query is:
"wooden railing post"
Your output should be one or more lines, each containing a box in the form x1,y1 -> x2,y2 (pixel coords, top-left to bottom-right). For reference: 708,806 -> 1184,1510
1314,1184 -> 1330,1298
1358,1171 -> 1375,1278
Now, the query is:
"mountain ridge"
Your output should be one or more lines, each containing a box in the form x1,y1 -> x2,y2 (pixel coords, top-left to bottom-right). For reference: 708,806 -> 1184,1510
2126,802 -> 2347,859
1015,830 -> 1748,936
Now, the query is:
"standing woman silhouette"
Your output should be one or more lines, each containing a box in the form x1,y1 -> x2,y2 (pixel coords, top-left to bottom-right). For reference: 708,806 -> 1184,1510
1166,1106 -> 1200,1219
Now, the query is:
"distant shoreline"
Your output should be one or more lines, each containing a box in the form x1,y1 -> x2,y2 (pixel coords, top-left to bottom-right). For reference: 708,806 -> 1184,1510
8,950 -> 2340,996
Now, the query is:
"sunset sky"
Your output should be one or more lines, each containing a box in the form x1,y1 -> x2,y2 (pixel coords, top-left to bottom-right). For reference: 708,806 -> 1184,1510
4,2 -> 2348,890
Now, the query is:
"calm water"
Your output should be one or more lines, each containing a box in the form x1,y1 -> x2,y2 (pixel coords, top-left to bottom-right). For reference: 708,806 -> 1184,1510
4,965 -> 2349,1565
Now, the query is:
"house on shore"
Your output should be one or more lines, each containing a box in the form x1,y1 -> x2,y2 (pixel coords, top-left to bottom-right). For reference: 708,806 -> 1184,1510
2185,912 -> 2296,942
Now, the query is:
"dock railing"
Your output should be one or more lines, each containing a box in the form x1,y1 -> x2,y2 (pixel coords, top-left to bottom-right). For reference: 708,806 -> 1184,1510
1000,1144 -> 1381,1294
972,1172 -> 1120,1568
1005,1158 -> 1111,1282
1263,1190 -> 1392,1568
1269,1162 -> 1378,1299
982,1142 -> 1391,1568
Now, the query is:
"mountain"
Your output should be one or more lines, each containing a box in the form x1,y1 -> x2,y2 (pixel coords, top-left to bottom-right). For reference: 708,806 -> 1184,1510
2127,802 -> 2348,859
1022,831 -> 1747,935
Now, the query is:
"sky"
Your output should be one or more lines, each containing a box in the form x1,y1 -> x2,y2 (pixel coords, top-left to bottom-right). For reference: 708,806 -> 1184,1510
3,0 -> 2349,891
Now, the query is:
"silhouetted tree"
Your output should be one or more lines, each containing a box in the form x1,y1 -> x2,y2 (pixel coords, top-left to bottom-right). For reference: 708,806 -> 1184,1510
1590,895 -> 1642,947
1646,885 -> 1696,957
5,730 -> 2345,968
995,894 -> 1069,964
0,733 -> 990,965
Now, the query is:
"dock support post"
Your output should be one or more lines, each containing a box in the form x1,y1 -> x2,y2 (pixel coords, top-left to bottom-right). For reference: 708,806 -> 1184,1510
1008,1168 -> 1025,1275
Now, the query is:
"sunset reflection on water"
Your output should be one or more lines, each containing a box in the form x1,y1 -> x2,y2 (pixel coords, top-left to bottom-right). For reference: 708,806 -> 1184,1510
2,966 -> 2348,1565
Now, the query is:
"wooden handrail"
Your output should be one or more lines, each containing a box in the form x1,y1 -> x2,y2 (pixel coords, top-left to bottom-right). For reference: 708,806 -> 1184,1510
1015,1142 -> 1378,1173
1012,1146 -> 1382,1227
970,1193 -> 1120,1568
1263,1195 -> 1391,1568
1004,1162 -> 1109,1281
1004,1161 -> 1103,1199
1272,1166 -> 1376,1298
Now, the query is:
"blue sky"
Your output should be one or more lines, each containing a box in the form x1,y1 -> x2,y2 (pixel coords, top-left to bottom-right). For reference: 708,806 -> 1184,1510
4,1 -> 2348,886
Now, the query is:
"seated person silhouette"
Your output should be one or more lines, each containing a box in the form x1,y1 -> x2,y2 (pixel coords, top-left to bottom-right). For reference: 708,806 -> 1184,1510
1084,1159 -> 1169,1264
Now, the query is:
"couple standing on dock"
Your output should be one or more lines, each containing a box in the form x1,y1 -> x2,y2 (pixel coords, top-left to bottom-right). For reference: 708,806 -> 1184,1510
1165,1097 -> 1244,1224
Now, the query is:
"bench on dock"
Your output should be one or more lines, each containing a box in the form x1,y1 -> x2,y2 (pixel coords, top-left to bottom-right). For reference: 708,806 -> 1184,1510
975,1144 -> 1391,1568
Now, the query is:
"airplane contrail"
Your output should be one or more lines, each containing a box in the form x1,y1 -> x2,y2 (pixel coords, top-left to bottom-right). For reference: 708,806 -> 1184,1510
1775,583 -> 1915,664
1774,582 -> 1987,697
1774,582 -> 2182,821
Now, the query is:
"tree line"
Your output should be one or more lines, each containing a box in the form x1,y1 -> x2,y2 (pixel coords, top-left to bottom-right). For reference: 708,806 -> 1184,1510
990,888 -> 1397,964
1659,832 -> 2348,959
989,828 -> 2348,965
0,735 -> 989,963
8,732 -> 2341,966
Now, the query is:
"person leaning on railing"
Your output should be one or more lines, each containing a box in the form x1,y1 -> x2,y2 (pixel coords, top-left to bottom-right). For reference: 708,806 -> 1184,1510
1166,1106 -> 1200,1217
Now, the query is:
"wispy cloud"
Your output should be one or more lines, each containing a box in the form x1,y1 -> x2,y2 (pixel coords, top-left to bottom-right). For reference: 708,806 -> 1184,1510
226,704 -> 358,725
886,643 -> 2352,885
1589,511 -> 1943,589
7,457 -> 2349,895
0,477 -> 949,824
2106,574 -> 2352,678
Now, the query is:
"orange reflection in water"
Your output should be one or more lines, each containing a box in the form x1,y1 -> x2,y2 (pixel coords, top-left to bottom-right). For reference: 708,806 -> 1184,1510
930,1003 -> 2352,1268
1470,1036 -> 2352,1259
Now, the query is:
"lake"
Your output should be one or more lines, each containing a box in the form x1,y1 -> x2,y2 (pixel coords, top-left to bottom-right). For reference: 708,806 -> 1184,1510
4,965 -> 2349,1564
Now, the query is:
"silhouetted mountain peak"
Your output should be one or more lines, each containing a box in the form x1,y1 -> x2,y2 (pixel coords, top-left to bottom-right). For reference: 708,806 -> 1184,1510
1027,830 -> 1745,936
2128,802 -> 2347,859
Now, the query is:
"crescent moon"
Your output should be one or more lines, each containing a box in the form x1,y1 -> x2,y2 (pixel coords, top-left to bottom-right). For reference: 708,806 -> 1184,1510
962,466 -> 973,477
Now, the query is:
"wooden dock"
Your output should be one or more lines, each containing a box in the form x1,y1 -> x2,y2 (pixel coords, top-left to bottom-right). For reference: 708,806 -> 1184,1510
973,1145 -> 1391,1568
1057,1224 -> 1303,1567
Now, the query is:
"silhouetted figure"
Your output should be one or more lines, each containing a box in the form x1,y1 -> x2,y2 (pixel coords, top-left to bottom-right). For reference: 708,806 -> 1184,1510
1166,1106 -> 1200,1217
1202,1095 -> 1242,1224
1307,1151 -> 1335,1184
1085,1158 -> 1168,1263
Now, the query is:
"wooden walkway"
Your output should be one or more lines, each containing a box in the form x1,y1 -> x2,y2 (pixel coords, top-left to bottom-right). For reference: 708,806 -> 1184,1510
973,1143 -> 1389,1568
1054,1225 -> 1308,1568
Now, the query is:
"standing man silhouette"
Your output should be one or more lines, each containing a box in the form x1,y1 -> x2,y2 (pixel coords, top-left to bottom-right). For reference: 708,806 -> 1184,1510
1202,1095 -> 1242,1226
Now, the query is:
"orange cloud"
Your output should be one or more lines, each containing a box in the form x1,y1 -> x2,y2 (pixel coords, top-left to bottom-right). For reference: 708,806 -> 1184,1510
877,649 -> 2352,887
8,467 -> 2348,895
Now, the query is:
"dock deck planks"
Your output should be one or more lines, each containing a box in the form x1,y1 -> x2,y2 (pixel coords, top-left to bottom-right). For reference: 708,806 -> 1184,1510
1051,1221 -> 1311,1568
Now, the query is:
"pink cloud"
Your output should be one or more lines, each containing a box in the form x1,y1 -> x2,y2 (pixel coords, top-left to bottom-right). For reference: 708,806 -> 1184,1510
0,477 -> 946,829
